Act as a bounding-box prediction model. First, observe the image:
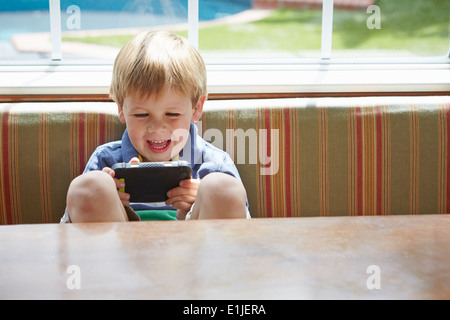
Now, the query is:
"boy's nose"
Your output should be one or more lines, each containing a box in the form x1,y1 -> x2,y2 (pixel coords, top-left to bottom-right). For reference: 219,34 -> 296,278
147,118 -> 165,132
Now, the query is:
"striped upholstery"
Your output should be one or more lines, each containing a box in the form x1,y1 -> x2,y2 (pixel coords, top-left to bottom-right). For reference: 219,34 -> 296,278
0,96 -> 449,224
0,103 -> 125,224
202,96 -> 450,218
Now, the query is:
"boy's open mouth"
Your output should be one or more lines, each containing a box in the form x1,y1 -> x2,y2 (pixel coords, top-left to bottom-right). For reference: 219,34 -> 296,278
146,139 -> 171,153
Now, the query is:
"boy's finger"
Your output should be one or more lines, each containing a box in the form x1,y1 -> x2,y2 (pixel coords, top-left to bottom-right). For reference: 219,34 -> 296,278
129,157 -> 140,163
102,167 -> 115,177
166,194 -> 196,206
167,199 -> 195,212
114,177 -> 125,189
118,190 -> 130,206
179,178 -> 200,188
167,186 -> 197,198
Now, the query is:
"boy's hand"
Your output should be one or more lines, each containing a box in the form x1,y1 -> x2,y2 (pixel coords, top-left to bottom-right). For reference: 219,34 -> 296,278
165,178 -> 200,219
102,157 -> 140,206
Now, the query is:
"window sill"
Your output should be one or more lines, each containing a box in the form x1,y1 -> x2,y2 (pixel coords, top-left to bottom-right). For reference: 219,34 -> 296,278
0,60 -> 448,102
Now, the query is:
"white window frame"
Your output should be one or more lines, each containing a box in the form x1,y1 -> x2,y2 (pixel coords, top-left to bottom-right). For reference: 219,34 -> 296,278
0,0 -> 448,99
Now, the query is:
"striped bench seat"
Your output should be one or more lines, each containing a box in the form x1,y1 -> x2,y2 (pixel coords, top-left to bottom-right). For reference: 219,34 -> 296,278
0,96 -> 449,224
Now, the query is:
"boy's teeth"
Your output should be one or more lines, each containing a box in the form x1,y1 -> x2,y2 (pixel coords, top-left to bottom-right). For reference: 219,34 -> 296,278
149,140 -> 169,149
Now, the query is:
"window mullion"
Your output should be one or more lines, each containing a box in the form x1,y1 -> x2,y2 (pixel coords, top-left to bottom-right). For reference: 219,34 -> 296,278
188,0 -> 199,49
321,0 -> 334,59
49,0 -> 62,61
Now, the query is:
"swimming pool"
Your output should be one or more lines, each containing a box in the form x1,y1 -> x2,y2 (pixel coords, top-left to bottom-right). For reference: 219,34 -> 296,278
0,0 -> 252,41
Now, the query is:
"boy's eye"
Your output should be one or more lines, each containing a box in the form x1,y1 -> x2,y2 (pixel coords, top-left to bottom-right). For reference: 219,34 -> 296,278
134,113 -> 148,118
166,113 -> 180,117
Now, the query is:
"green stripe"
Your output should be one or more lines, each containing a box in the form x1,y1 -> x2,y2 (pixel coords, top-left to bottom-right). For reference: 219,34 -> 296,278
17,112 -> 40,223
298,106 -> 320,217
418,104 -> 439,214
327,106 -> 349,216
389,105 -> 411,215
49,112 -> 72,223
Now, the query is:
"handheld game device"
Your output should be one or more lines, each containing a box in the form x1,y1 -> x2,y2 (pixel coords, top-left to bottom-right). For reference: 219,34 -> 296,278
111,160 -> 192,203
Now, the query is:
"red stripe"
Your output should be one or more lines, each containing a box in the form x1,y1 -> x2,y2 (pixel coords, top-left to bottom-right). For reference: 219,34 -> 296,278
284,108 -> 292,217
356,107 -> 363,216
376,106 -> 383,215
78,113 -> 85,174
264,108 -> 272,217
446,104 -> 450,214
2,112 -> 12,224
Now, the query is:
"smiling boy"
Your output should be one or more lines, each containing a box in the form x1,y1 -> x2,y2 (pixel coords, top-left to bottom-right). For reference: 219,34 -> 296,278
61,31 -> 250,222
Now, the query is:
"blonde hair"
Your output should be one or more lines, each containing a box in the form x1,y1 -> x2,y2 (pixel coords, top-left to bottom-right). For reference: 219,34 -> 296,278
110,31 -> 207,107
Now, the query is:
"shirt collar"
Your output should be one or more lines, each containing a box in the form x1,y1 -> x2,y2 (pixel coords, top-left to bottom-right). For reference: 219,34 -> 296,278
179,122 -> 203,166
121,129 -> 139,163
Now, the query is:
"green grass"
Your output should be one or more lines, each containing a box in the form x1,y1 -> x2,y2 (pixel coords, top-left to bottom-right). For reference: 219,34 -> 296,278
63,0 -> 449,57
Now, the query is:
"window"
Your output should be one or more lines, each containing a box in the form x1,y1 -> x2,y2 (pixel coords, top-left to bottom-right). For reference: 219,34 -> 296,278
0,0 -> 448,99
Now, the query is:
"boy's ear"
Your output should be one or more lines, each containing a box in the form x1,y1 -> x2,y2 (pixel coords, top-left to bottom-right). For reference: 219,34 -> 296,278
192,95 -> 206,122
117,104 -> 126,123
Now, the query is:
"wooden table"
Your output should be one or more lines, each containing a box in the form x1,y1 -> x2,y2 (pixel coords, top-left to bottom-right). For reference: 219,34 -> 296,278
0,215 -> 449,300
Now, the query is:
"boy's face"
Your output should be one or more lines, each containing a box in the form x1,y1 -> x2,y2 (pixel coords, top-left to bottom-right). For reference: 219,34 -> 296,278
118,88 -> 204,162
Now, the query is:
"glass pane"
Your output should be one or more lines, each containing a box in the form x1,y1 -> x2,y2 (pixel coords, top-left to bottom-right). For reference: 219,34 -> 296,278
0,1 -> 51,61
60,0 -> 190,61
198,0 -> 449,60
197,1 -> 323,59
0,0 -> 191,62
332,0 -> 450,58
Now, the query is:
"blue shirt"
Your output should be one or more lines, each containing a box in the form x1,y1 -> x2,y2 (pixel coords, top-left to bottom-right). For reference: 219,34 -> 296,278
83,122 -> 251,216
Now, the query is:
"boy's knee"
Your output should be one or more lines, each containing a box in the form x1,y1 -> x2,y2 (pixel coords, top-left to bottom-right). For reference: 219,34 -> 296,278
201,173 -> 246,199
67,171 -> 116,217
198,173 -> 247,218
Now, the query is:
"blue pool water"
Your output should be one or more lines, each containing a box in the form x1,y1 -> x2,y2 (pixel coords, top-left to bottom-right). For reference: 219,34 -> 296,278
0,0 -> 252,41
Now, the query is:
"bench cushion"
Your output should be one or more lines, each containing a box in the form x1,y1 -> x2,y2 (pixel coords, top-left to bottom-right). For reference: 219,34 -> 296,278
202,96 -> 450,218
0,96 -> 449,223
0,103 -> 125,224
